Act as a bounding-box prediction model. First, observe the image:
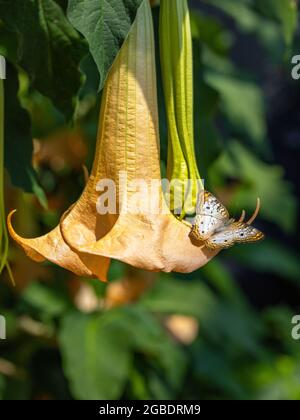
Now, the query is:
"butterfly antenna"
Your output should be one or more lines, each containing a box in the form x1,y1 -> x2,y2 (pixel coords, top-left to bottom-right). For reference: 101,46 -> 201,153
238,209 -> 246,222
246,198 -> 261,225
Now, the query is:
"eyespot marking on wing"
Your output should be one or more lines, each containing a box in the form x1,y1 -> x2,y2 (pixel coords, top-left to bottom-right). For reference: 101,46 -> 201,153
205,222 -> 264,250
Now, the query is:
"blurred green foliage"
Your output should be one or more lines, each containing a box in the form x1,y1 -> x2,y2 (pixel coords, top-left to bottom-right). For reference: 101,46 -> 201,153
1,0 -> 300,400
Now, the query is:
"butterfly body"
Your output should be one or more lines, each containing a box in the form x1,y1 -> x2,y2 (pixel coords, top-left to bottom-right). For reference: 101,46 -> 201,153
190,191 -> 264,250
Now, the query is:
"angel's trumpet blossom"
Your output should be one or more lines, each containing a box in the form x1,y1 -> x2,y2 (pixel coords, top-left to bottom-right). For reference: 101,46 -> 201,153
8,0 -> 216,282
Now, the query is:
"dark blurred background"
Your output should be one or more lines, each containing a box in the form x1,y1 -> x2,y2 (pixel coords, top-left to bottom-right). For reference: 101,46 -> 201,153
1,0 -> 300,400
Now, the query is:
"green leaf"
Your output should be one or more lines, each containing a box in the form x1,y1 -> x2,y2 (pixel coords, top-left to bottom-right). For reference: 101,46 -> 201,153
0,0 -> 87,118
209,141 -> 297,232
67,0 -> 143,91
59,311 -> 132,400
3,62 -> 45,199
22,282 -> 71,318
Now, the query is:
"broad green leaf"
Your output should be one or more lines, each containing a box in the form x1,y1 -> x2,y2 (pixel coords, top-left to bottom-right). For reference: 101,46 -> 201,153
59,306 -> 186,400
59,311 -> 132,400
67,0 -> 143,91
0,377 -> 30,400
0,0 -> 87,118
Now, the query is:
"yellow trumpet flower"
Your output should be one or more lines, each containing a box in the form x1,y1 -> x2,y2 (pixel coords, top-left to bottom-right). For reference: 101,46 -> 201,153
8,0 -> 217,282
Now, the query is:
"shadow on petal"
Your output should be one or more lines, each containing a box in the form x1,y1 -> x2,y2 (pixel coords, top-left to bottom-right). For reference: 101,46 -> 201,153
8,210 -> 110,281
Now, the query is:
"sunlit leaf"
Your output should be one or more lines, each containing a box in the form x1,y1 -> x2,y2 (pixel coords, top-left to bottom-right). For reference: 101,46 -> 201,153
255,0 -> 298,46
205,73 -> 268,153
67,0 -> 143,90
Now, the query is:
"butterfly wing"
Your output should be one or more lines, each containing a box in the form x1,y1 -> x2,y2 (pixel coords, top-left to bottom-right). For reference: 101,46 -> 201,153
191,191 -> 230,241
205,221 -> 264,250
